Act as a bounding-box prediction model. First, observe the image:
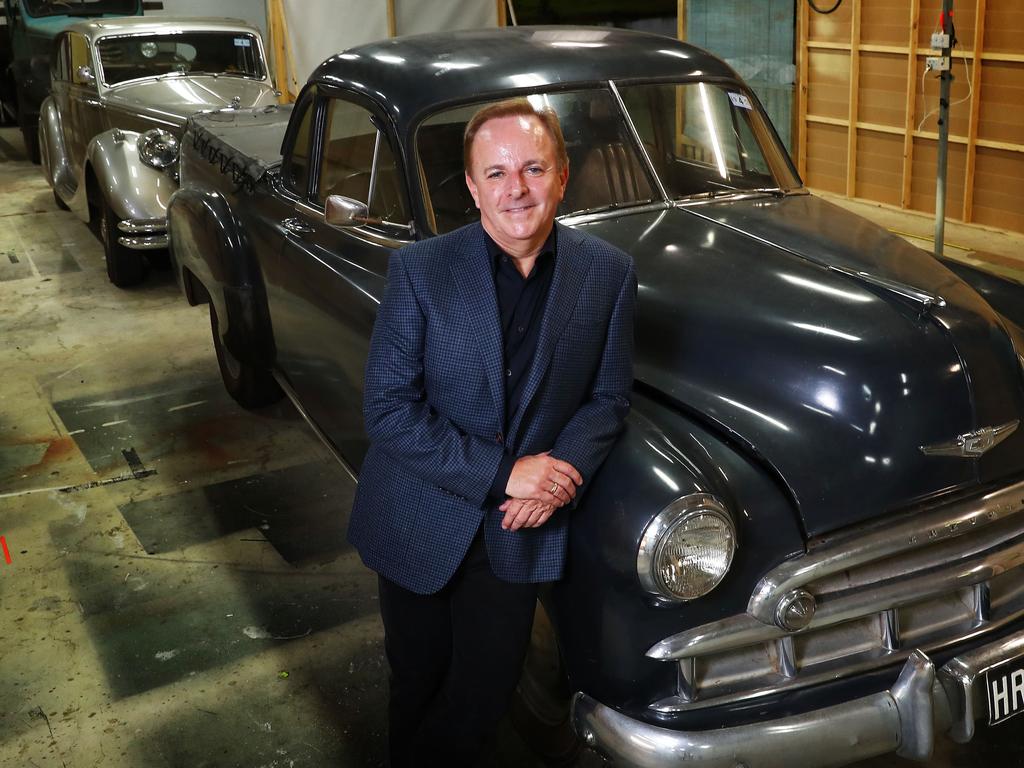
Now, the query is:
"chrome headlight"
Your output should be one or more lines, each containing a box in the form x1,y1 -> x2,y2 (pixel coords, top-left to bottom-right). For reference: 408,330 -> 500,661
637,493 -> 736,602
137,129 -> 180,171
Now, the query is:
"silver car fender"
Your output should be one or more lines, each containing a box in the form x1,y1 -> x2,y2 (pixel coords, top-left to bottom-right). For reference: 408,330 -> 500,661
85,129 -> 178,224
39,97 -> 76,208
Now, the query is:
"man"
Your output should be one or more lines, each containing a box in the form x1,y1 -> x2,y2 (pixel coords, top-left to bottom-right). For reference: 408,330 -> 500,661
348,98 -> 636,766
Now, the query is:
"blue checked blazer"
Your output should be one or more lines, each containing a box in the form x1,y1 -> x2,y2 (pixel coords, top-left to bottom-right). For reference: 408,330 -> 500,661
348,221 -> 636,594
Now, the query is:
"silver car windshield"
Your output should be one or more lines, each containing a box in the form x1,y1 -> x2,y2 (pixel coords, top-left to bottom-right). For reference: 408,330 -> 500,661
95,32 -> 265,86
417,83 -> 798,235
616,81 -> 800,199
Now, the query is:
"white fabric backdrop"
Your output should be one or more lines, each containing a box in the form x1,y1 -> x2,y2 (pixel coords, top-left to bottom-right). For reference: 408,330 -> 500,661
283,0 -> 498,84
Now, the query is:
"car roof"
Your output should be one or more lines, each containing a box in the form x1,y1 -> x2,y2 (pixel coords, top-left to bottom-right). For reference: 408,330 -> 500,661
309,26 -> 740,134
66,17 -> 260,43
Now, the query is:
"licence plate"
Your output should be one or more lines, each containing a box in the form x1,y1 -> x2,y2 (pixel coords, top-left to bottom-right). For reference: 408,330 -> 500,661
985,655 -> 1024,726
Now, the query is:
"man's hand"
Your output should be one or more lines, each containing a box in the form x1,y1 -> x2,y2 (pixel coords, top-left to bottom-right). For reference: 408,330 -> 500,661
498,498 -> 557,531
505,453 -> 583,507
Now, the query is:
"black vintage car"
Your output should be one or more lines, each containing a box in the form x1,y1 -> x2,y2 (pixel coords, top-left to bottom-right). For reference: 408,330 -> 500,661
167,27 -> 1024,767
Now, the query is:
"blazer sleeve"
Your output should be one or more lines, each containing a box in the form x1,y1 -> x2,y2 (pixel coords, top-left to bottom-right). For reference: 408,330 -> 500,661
362,249 -> 505,508
549,260 -> 636,493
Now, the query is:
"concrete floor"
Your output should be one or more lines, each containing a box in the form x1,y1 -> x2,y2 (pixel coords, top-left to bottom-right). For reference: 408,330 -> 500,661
1,124 -> 1023,768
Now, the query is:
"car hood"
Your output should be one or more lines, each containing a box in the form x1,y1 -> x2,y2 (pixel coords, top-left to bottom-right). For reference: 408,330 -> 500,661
577,194 -> 1024,537
104,77 -> 278,126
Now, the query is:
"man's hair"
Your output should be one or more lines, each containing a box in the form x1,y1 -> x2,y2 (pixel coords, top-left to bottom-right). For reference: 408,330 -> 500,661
463,97 -> 569,174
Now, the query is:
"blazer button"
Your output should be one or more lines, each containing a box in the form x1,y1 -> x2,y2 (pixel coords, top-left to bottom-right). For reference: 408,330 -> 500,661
496,431 -> 504,445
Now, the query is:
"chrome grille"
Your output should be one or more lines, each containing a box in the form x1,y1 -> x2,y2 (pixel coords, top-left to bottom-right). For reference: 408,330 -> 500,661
647,479 -> 1024,713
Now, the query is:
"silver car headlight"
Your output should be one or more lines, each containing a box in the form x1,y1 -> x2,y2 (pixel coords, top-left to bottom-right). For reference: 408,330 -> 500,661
137,129 -> 180,171
637,493 -> 736,602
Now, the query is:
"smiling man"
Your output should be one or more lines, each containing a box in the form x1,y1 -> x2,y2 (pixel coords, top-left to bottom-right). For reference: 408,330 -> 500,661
348,98 -> 636,767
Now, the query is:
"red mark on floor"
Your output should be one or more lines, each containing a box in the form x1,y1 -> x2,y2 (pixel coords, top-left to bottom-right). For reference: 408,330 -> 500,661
1,536 -> 11,564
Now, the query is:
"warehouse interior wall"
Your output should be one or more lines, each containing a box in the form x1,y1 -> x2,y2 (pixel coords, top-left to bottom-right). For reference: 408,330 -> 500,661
798,0 -> 1024,235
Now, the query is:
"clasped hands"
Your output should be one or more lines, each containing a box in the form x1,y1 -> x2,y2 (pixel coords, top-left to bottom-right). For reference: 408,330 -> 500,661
500,452 -> 583,531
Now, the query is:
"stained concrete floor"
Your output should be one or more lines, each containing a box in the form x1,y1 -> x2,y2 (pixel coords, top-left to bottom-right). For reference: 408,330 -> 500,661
1,123 -> 1024,768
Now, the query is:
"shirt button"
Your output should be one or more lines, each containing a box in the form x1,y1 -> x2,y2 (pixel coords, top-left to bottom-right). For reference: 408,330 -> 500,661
506,368 -> 512,377
517,326 -> 524,333
501,256 -> 508,263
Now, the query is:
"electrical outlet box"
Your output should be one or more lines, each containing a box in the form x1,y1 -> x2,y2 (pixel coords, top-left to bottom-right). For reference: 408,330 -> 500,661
931,32 -> 950,49
927,56 -> 951,71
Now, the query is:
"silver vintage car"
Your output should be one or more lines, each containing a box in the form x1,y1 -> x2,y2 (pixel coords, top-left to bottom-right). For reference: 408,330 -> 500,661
39,16 -> 278,286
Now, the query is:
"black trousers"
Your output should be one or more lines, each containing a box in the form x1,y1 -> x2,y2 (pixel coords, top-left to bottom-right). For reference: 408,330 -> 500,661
377,529 -> 539,768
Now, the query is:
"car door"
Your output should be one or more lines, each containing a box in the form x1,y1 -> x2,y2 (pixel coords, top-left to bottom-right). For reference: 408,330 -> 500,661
268,88 -> 414,469
66,31 -> 105,168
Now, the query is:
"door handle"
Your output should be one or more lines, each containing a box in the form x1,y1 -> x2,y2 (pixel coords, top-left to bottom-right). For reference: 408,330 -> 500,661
282,217 -> 315,235
84,99 -> 102,107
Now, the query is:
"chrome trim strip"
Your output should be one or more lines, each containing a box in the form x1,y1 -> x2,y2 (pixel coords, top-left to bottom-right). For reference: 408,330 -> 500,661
649,531 -> 1024,661
608,79 -> 668,203
746,479 -> 1024,626
557,200 -> 670,227
118,218 -> 166,234
118,234 -> 169,250
829,265 -> 946,310
576,630 -> 1024,767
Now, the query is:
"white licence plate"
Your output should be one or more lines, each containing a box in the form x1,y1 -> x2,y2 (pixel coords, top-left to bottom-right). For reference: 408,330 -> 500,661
985,655 -> 1024,726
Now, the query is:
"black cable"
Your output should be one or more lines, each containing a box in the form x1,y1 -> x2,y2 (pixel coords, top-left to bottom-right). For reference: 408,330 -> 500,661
808,0 -> 843,14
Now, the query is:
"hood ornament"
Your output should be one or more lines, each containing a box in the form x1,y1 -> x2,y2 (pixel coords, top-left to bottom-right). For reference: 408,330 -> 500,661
920,420 -> 1019,458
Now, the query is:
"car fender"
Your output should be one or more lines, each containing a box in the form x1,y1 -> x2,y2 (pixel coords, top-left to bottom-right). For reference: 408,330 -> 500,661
550,389 -> 807,721
167,187 -> 276,368
85,129 -> 176,224
939,255 -> 1024,332
38,96 -> 74,201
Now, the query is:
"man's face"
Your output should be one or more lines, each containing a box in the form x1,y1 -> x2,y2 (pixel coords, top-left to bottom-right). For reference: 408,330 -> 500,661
465,113 -> 568,257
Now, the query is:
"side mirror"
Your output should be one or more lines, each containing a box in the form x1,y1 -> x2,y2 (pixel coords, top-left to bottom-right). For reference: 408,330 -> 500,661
77,65 -> 95,84
325,194 -> 368,228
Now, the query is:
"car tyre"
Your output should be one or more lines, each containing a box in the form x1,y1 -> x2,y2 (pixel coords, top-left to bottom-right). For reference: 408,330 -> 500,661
99,198 -> 146,287
209,305 -> 283,409
510,602 -> 583,765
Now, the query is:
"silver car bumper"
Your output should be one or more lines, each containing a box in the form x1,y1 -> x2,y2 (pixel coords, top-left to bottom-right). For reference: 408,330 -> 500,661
117,218 -> 168,250
572,629 -> 1024,768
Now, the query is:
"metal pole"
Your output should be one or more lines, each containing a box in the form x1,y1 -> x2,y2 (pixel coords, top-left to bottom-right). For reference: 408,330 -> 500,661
933,0 -> 954,257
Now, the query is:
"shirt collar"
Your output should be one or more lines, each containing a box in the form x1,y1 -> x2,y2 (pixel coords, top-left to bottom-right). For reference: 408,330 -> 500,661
486,226 -> 558,275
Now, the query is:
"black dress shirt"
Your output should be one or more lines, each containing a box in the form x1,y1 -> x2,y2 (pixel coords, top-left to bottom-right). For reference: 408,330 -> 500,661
485,227 -> 557,502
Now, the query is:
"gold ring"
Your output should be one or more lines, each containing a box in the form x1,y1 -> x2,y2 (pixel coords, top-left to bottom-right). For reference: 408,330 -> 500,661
550,482 -> 558,494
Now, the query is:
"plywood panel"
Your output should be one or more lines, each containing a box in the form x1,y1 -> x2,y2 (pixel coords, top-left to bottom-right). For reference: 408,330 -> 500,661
914,53 -> 972,138
806,122 -> 849,194
808,1 -> 852,43
972,147 -> 1024,231
983,5 -> 1024,54
909,138 -> 967,219
861,0 -> 915,46
859,51 -> 908,127
977,61 -> 1024,146
807,50 -> 851,120
855,129 -> 904,205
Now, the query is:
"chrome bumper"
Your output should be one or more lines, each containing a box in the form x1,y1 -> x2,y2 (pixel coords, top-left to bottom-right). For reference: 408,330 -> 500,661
572,629 -> 1024,768
117,218 -> 168,250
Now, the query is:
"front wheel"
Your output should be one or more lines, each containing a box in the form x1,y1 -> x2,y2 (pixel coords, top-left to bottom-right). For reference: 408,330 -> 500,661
209,305 -> 283,409
99,198 -> 146,287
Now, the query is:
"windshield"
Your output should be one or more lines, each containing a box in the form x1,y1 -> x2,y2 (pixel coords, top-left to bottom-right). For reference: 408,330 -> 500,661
418,82 -> 799,234
24,0 -> 139,18
617,81 -> 799,198
96,32 -> 265,86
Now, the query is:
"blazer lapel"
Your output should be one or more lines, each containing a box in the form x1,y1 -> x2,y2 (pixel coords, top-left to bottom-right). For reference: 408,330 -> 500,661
449,224 -> 506,425
508,224 -> 593,442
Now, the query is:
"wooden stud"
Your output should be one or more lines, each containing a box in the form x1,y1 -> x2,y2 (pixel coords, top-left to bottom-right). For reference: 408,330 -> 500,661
845,0 -> 861,198
677,0 -> 686,42
796,0 -> 808,178
386,0 -> 397,37
900,0 -> 920,209
962,0 -> 986,223
496,0 -> 506,27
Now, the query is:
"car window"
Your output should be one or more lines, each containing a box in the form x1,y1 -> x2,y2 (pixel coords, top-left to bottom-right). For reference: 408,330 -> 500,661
95,32 -> 265,86
418,89 -> 656,235
52,34 -> 70,82
70,33 -> 92,85
283,97 -> 314,196
617,82 -> 798,197
317,97 -> 409,226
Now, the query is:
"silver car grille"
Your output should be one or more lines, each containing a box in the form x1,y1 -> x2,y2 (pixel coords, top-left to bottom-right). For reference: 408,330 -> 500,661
646,478 -> 1024,713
